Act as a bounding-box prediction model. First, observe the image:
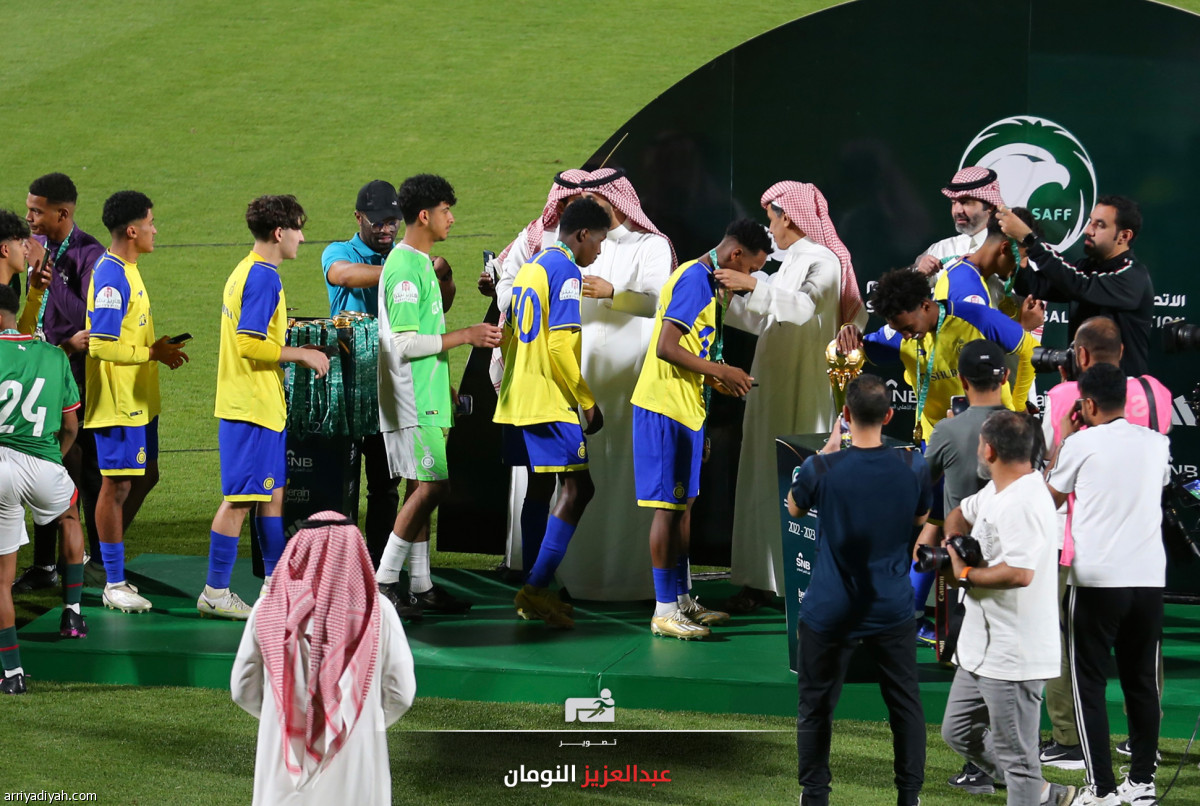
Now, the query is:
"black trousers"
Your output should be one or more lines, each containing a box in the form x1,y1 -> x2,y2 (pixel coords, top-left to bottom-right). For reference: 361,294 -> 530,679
360,431 -> 400,567
1066,584 -> 1163,795
34,427 -> 103,566
797,619 -> 925,805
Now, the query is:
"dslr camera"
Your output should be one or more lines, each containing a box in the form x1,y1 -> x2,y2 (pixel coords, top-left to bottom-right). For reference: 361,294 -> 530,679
1031,345 -> 1077,381
915,533 -> 984,573
1162,320 -> 1200,353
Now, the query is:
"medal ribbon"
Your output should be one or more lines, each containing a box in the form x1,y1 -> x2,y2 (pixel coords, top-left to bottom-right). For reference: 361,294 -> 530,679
912,302 -> 946,443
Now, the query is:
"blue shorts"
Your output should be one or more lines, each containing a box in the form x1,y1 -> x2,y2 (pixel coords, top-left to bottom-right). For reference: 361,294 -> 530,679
502,422 -> 588,474
94,417 -> 159,477
219,419 -> 287,502
632,406 -> 703,511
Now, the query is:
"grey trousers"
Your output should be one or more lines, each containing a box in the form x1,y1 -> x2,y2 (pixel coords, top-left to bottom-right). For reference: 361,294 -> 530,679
942,668 -> 1048,806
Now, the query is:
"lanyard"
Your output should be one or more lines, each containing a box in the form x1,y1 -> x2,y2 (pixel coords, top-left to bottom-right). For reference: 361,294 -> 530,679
553,240 -> 575,263
33,231 -> 70,335
912,302 -> 946,443
1003,238 -> 1020,297
701,250 -> 730,416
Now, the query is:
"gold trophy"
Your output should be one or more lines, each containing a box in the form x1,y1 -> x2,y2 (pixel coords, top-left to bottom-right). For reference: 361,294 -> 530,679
826,338 -> 865,448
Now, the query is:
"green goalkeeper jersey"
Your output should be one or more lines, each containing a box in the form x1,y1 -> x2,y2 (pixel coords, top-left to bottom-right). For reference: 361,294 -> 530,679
0,332 -> 81,464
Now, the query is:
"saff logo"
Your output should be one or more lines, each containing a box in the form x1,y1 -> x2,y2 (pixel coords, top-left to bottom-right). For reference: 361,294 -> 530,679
960,116 -> 1097,251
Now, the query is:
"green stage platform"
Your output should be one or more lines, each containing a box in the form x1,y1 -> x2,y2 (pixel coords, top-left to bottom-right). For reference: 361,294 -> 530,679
17,554 -> 1200,738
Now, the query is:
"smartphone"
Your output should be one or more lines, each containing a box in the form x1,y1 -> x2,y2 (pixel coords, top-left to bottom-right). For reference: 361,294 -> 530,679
483,250 -> 497,282
168,333 -> 193,345
950,395 -> 969,416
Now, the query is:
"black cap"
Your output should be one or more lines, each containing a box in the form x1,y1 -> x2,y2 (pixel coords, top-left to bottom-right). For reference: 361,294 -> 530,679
356,180 -> 400,224
958,338 -> 1008,385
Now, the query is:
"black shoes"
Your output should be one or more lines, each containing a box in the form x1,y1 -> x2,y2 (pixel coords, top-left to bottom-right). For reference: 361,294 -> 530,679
411,584 -> 473,614
0,673 -> 26,695
947,762 -> 1002,794
379,582 -> 423,622
12,565 -> 58,593
59,608 -> 89,639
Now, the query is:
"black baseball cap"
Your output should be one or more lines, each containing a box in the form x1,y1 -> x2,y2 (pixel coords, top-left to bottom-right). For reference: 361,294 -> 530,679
958,339 -> 1008,385
356,180 -> 400,224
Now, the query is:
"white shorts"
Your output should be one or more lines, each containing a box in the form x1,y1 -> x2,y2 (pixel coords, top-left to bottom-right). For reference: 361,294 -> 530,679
0,446 -> 77,556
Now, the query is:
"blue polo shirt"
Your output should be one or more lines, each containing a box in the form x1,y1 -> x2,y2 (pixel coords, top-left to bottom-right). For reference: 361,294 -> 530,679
789,446 -> 932,638
321,233 -> 389,316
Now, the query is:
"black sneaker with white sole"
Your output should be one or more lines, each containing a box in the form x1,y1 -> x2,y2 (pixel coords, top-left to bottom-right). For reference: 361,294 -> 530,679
1039,739 -> 1086,770
947,762 -> 1001,795
1115,738 -> 1162,763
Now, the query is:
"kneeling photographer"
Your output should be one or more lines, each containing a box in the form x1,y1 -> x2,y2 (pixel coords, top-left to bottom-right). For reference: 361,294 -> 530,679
939,410 -> 1073,806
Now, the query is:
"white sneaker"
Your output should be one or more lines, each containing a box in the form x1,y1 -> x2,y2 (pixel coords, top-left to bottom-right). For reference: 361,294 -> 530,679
650,609 -> 711,640
102,581 -> 152,613
258,576 -> 271,600
1114,774 -> 1156,805
1070,785 -> 1120,806
197,586 -> 251,620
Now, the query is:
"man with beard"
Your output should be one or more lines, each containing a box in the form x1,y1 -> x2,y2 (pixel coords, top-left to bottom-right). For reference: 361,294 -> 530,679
914,167 -> 1005,298
998,196 -> 1153,375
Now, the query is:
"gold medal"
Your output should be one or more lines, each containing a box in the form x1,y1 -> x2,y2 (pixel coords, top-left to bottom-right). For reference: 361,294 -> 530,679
913,421 -> 923,444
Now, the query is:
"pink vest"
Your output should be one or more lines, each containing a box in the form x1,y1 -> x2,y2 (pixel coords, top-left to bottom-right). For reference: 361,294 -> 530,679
1048,375 -> 1172,565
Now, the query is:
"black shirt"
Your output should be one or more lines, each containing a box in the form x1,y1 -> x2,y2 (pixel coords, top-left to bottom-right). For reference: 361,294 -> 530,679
1015,241 -> 1154,375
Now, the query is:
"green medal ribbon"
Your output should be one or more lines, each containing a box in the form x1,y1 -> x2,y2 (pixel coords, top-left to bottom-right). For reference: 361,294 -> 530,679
701,249 -> 730,415
553,240 -> 575,263
912,302 -> 946,444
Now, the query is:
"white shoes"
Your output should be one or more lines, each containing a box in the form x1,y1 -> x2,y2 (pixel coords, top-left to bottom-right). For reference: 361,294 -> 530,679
1070,785 -> 1119,806
1114,774 -> 1156,806
102,581 -> 152,613
196,586 -> 251,620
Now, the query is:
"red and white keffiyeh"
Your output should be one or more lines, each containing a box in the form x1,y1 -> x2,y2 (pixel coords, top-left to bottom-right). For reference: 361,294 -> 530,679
760,180 -> 863,325
941,166 -> 1005,208
499,168 -> 677,268
255,512 -> 380,786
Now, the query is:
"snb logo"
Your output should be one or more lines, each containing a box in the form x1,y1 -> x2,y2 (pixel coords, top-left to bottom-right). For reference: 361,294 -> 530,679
961,116 -> 1097,251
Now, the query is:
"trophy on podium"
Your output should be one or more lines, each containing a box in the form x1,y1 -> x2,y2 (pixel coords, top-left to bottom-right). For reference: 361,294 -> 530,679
825,339 -> 865,447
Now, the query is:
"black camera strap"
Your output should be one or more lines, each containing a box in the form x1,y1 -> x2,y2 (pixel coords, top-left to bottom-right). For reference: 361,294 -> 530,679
1137,376 -> 1160,432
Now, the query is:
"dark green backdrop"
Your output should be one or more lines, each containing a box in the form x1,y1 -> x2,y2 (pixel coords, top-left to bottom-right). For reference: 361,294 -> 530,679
585,0 -> 1200,594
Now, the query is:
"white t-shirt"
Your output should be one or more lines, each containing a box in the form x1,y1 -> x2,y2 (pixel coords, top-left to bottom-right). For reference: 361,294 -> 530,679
954,472 -> 1061,682
1048,418 -> 1171,588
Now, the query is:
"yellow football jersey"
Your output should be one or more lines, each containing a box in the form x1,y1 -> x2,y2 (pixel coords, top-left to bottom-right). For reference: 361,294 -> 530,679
85,251 -> 160,428
215,252 -> 288,431
631,260 -> 718,431
494,246 -> 588,426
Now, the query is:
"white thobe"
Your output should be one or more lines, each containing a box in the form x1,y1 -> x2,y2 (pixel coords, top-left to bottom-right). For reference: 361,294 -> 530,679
921,228 -> 1006,302
726,237 -> 864,594
496,222 -> 672,599
231,597 -> 417,806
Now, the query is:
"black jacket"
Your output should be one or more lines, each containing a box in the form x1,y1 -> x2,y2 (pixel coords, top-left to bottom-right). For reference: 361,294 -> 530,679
1014,241 -> 1154,375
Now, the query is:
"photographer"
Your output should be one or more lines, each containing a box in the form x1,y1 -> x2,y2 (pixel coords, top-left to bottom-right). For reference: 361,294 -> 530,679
1046,364 -> 1171,806
998,196 -> 1153,375
786,374 -> 931,806
940,411 -> 1073,806
1038,316 -> 1171,772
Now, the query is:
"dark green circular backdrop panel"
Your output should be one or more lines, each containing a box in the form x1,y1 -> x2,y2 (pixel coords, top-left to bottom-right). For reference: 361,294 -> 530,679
588,0 -> 1200,593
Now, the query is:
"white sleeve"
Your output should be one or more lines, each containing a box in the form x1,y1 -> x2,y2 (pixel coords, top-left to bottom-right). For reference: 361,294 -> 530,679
1047,434 -> 1085,494
606,236 -> 671,318
1041,394 -> 1055,449
391,331 -> 444,360
377,597 -> 418,727
497,228 -> 533,313
959,484 -> 988,527
730,253 -> 840,334
230,606 -> 265,719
